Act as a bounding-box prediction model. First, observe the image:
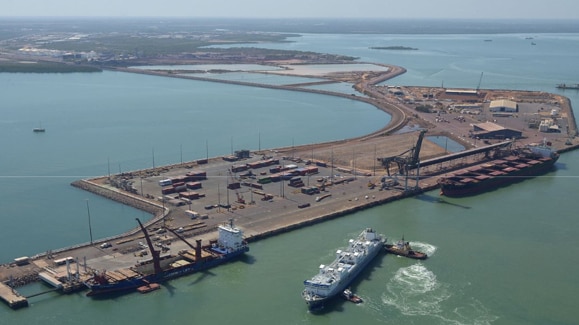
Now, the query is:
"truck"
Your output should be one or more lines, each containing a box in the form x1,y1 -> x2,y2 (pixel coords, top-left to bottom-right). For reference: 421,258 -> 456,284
158,179 -> 172,186
185,210 -> 200,219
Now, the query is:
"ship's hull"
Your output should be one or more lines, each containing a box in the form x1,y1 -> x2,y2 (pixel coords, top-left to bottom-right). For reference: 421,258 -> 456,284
303,243 -> 383,310
439,155 -> 558,197
384,245 -> 427,260
86,247 -> 248,297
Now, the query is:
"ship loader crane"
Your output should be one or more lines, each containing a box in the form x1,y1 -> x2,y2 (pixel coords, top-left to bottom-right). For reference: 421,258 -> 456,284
376,129 -> 427,191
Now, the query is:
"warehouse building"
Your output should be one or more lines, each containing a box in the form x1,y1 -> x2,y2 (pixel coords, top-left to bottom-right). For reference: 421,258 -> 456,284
489,99 -> 518,113
470,121 -> 522,139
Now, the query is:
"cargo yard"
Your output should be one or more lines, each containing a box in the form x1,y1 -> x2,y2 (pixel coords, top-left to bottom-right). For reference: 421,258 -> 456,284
1,61 -> 578,309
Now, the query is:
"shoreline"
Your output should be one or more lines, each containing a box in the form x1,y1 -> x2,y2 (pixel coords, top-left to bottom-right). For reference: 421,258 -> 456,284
1,61 -> 578,305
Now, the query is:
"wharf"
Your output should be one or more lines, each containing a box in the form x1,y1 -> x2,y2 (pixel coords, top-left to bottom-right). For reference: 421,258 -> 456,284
0,282 -> 28,309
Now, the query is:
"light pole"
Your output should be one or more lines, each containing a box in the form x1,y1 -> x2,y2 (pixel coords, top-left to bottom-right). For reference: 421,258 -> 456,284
85,199 -> 93,245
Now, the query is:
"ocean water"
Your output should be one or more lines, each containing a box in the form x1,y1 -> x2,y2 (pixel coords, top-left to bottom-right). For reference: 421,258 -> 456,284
1,20 -> 579,325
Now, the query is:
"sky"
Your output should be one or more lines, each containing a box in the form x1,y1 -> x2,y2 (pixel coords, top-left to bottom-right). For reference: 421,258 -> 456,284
3,0 -> 579,19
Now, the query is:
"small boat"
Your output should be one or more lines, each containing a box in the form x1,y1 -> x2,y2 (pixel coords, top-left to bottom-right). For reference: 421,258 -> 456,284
137,283 -> 160,294
33,122 -> 45,132
342,289 -> 363,304
384,237 -> 428,260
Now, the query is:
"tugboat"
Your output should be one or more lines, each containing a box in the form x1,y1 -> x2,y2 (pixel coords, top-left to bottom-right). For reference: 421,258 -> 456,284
342,288 -> 363,304
384,236 -> 428,260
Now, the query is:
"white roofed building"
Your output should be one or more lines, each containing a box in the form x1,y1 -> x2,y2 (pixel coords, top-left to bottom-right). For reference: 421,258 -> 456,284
489,99 -> 518,113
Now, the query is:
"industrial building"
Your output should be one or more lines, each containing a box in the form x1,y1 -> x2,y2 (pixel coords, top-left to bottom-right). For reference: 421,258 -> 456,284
470,121 -> 522,139
489,99 -> 518,113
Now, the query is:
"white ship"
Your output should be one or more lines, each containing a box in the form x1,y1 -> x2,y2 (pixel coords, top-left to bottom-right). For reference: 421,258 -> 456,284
302,228 -> 385,310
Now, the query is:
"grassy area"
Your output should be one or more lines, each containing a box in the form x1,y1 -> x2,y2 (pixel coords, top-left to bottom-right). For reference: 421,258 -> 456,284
0,61 -> 101,73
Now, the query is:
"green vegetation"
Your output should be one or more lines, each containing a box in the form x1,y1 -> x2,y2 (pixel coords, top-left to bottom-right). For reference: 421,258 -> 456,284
370,46 -> 418,51
0,21 -> 357,66
0,61 -> 101,73
42,33 -> 297,58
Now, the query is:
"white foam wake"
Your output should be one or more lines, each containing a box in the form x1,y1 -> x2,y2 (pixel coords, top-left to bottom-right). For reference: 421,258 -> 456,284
382,264 -> 448,315
380,264 -> 498,324
408,241 -> 437,256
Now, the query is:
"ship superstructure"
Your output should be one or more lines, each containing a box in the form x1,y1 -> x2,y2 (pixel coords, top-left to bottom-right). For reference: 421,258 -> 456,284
302,228 -> 385,310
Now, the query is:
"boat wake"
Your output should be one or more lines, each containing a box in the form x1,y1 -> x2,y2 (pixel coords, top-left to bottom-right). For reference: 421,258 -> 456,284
381,264 -> 498,324
382,264 -> 447,316
407,241 -> 437,256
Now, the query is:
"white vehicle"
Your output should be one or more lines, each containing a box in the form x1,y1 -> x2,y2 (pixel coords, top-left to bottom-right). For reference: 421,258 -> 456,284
185,210 -> 200,219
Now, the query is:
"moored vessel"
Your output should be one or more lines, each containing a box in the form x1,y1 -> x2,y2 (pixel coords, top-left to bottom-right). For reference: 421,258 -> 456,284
556,83 -> 579,89
438,141 -> 559,197
85,218 -> 248,296
301,228 -> 385,310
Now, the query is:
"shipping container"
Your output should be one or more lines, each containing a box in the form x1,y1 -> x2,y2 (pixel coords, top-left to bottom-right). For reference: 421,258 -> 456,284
231,164 -> 248,172
186,171 -> 207,180
172,176 -> 187,184
174,185 -> 187,192
223,156 -> 238,162
247,161 -> 263,169
228,182 -> 241,190
269,174 -> 281,182
186,181 -> 202,189
305,166 -> 319,175
162,186 -> 175,195
257,177 -> 272,184
289,181 -> 304,188
289,176 -> 302,184
301,186 -> 320,195
180,191 -> 199,200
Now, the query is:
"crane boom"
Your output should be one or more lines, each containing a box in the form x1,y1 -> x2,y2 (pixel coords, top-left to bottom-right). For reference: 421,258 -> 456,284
136,218 -> 162,275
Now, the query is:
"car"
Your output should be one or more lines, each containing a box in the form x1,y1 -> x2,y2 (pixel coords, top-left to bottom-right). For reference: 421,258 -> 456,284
100,242 -> 112,249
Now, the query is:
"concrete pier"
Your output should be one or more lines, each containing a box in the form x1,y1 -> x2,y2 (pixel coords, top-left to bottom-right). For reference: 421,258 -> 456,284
0,282 -> 28,309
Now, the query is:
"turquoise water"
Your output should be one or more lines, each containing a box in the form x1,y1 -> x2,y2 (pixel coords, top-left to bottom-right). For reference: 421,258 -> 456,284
2,24 -> 579,325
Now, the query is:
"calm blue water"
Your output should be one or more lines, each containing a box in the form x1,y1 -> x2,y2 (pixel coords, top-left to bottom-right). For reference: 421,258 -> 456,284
1,22 -> 579,325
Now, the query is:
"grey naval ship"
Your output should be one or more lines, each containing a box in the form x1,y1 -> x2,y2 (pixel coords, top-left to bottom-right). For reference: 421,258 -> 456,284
302,228 -> 385,310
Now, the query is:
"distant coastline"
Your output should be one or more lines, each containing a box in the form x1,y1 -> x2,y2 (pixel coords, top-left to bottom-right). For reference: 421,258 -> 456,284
1,18 -> 579,35
0,60 -> 101,73
370,46 -> 418,51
